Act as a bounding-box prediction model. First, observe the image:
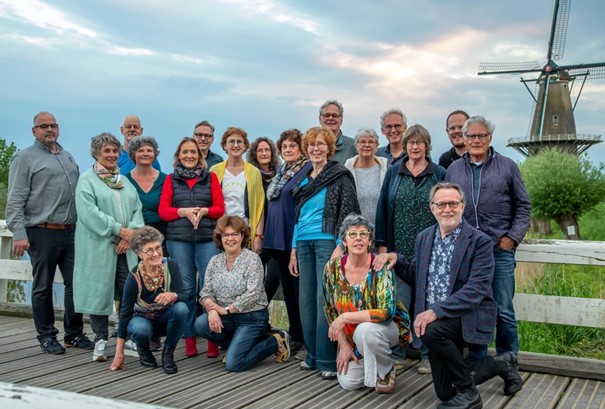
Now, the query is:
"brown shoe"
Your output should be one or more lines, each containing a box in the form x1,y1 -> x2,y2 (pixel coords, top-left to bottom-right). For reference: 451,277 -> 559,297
375,367 -> 396,394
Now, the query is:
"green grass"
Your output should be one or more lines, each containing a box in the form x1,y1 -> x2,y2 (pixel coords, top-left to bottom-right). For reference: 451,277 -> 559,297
517,202 -> 605,359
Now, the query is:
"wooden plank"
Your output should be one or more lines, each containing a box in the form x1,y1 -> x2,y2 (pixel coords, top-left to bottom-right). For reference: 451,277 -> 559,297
517,239 -> 605,266
0,259 -> 63,283
503,373 -> 571,409
558,378 -> 605,409
519,351 -> 605,382
514,293 -> 605,328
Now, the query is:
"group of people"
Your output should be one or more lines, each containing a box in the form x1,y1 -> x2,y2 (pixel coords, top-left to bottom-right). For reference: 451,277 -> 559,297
7,99 -> 530,409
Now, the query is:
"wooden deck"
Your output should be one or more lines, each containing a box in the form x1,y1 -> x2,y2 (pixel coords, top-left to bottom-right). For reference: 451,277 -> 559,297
1,315 -> 604,409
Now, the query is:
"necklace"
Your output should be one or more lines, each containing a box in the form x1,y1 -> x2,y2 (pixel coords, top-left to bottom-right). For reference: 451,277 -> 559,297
140,263 -> 165,292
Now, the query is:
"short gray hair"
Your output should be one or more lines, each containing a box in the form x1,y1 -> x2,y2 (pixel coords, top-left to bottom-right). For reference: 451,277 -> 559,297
128,136 -> 160,162
193,120 -> 215,133
319,99 -> 344,117
90,132 -> 121,159
338,213 -> 374,244
462,115 -> 495,136
429,182 -> 466,205
130,226 -> 165,254
355,127 -> 380,145
380,108 -> 407,128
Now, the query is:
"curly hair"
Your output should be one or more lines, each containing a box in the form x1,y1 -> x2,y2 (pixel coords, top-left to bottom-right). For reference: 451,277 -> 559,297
338,213 -> 374,245
220,127 -> 250,152
213,215 -> 251,251
128,136 -> 160,163
301,127 -> 336,160
130,226 -> 165,254
276,129 -> 303,156
172,137 -> 206,169
90,132 -> 121,160
247,137 -> 279,172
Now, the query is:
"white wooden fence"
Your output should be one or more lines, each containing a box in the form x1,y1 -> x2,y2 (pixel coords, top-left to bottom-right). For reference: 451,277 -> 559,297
0,221 -> 604,329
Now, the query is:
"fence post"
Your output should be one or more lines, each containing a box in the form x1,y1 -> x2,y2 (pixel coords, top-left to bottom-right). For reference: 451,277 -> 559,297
0,221 -> 13,302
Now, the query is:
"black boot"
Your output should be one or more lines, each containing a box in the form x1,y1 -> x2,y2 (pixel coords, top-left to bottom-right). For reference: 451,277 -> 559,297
437,384 -> 482,409
137,343 -> 158,368
162,345 -> 178,374
493,352 -> 522,396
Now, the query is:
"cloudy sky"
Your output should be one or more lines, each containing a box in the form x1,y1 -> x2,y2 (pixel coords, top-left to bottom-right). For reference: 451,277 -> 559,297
1,0 -> 604,170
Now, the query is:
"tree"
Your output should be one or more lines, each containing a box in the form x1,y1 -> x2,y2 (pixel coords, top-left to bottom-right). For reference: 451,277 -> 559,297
520,149 -> 605,240
0,138 -> 17,219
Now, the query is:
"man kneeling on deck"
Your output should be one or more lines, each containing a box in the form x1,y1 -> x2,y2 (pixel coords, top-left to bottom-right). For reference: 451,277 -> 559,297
375,182 -> 521,409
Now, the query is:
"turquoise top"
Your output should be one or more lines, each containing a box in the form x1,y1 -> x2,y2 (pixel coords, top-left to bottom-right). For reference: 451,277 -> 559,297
291,178 -> 334,248
125,172 -> 167,224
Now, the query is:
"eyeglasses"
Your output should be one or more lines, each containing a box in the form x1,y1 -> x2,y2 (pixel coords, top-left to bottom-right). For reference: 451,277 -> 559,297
320,113 -> 342,119
194,133 -> 213,140
222,232 -> 242,239
357,140 -> 376,146
465,133 -> 490,141
407,140 -> 426,146
432,201 -> 462,210
141,246 -> 163,256
35,123 -> 59,130
383,124 -> 403,131
226,139 -> 245,146
347,230 -> 370,239
308,142 -> 327,150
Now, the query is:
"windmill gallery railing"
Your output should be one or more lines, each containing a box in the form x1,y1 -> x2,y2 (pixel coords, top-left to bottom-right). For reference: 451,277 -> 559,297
0,220 -> 604,331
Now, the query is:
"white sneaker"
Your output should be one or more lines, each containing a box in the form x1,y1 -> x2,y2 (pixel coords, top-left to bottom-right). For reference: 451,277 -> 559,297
92,339 -> 108,362
123,339 -> 138,357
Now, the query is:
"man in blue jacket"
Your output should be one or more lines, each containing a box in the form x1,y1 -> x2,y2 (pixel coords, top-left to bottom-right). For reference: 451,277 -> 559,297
375,182 -> 521,408
445,116 -> 530,364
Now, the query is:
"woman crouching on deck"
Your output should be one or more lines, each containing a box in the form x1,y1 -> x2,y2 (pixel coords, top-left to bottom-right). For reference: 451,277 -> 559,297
110,226 -> 189,374
323,214 -> 410,393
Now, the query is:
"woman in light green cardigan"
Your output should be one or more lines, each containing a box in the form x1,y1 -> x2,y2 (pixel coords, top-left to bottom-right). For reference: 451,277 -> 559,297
74,132 -> 144,363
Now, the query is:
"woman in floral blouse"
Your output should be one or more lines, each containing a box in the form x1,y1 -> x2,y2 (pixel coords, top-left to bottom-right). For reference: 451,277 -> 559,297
194,215 -> 290,372
323,214 -> 410,394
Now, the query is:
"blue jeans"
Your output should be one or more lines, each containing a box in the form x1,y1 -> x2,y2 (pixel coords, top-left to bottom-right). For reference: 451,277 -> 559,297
127,301 -> 189,347
296,239 -> 337,372
194,308 -> 277,372
166,240 -> 218,337
467,246 -> 518,362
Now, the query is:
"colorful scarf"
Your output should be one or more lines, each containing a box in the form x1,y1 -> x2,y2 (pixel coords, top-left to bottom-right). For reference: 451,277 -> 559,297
93,162 -> 123,189
175,162 -> 203,179
266,156 -> 308,200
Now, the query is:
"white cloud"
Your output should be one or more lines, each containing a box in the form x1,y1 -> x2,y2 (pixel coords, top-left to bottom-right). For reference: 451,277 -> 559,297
106,46 -> 154,56
0,0 -> 97,38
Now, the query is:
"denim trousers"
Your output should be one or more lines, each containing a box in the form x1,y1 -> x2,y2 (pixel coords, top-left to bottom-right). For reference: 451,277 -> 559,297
467,246 -> 519,362
296,239 -> 337,372
194,308 -> 277,372
26,227 -> 83,343
166,239 -> 218,338
127,301 -> 189,347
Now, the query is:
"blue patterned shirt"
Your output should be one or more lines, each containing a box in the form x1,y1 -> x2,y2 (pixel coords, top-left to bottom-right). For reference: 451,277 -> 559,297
426,224 -> 462,309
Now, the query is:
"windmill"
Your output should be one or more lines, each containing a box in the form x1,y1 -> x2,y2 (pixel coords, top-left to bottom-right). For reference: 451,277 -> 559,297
478,0 -> 605,157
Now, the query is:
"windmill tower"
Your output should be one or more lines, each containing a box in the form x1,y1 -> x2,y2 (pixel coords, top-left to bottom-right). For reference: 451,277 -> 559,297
478,0 -> 604,157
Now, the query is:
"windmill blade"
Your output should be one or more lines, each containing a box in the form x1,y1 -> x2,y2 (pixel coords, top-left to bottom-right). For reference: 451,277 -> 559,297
547,0 -> 571,61
563,63 -> 605,80
478,61 -> 542,75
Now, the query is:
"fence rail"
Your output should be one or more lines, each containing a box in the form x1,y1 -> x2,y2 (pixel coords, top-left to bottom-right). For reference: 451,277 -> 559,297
0,222 -> 604,330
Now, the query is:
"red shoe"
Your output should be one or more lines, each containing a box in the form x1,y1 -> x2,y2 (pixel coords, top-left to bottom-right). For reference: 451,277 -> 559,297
185,337 -> 198,357
207,341 -> 219,358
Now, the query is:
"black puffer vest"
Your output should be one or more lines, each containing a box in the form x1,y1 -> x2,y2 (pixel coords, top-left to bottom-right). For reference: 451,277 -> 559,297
166,170 -> 216,242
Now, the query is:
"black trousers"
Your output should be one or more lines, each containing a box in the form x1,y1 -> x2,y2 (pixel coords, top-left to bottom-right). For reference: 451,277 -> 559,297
265,249 -> 303,342
89,253 -> 129,342
26,227 -> 83,343
421,317 -> 499,401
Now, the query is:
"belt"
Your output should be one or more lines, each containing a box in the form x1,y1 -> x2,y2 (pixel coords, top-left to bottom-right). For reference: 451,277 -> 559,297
35,223 -> 75,230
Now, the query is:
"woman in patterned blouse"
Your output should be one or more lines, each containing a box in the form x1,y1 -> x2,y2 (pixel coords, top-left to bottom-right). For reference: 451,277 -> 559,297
194,215 -> 290,371
323,214 -> 410,394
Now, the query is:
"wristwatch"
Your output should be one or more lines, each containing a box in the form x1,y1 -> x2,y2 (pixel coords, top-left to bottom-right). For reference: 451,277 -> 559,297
226,306 -> 231,315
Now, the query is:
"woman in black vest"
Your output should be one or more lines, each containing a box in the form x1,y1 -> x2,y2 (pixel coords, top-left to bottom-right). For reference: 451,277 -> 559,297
159,137 -> 225,358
